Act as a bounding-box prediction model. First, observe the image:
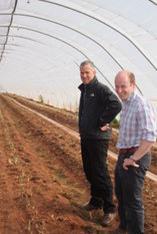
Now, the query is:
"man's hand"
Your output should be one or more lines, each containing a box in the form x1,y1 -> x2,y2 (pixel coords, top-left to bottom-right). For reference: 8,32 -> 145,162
123,158 -> 139,170
100,123 -> 110,131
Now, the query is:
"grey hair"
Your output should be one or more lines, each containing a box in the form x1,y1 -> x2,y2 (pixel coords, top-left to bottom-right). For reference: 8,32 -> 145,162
80,60 -> 95,69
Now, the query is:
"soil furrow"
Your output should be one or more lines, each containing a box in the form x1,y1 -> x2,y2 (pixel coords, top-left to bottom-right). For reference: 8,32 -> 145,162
0,94 -> 157,234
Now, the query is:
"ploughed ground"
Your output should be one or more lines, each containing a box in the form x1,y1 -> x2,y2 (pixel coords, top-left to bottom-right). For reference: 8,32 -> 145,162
0,93 -> 156,234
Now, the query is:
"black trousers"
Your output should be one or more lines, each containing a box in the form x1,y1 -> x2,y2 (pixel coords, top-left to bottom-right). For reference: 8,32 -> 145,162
81,138 -> 115,214
115,152 -> 151,234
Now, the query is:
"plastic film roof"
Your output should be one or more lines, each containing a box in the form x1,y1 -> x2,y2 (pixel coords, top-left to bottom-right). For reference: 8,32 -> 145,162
0,0 -> 157,109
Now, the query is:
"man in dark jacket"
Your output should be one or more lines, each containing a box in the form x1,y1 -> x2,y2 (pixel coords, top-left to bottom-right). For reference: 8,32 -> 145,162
78,60 -> 122,226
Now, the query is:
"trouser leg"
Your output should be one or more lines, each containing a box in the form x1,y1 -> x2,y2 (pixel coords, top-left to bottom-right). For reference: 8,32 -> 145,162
123,166 -> 145,234
116,153 -> 151,234
81,138 -> 103,207
81,138 -> 92,183
115,160 -> 127,229
81,138 -> 115,213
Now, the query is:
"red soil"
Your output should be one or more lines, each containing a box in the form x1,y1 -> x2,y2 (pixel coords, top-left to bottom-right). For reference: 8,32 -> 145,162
0,94 -> 156,234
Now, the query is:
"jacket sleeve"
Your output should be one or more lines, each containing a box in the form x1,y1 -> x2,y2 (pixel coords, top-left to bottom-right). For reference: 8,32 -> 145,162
98,85 -> 122,126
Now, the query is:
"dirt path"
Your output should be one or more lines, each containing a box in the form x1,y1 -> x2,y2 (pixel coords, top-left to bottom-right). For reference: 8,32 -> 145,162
8,93 -> 157,175
0,94 -> 157,234
12,98 -> 157,183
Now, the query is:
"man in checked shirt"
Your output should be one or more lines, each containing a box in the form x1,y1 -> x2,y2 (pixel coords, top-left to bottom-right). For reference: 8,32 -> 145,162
114,70 -> 157,234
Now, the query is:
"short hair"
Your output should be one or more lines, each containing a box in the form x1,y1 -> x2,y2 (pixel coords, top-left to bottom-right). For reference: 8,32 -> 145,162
116,70 -> 135,84
126,70 -> 135,83
80,60 -> 95,69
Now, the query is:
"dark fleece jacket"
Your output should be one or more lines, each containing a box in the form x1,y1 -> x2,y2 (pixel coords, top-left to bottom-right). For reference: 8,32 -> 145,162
78,77 -> 122,139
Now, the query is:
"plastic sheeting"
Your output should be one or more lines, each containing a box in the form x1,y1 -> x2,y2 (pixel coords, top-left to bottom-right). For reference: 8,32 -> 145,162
0,0 -> 157,110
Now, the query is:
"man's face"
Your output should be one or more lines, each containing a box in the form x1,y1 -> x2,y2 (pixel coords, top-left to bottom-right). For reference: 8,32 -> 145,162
80,64 -> 96,84
115,72 -> 135,101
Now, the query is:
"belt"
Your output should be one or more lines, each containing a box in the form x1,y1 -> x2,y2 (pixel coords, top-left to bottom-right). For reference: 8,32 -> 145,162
119,146 -> 138,154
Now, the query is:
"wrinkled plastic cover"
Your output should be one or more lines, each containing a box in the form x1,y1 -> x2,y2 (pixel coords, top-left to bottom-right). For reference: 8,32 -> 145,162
0,0 -> 157,110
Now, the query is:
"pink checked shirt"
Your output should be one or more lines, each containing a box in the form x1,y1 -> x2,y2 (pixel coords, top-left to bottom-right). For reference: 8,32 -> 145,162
117,92 -> 157,149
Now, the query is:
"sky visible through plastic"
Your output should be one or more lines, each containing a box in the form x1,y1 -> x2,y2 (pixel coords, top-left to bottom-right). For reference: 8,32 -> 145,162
0,0 -> 157,110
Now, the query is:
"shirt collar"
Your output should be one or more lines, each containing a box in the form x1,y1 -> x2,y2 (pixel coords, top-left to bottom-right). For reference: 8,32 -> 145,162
123,91 -> 136,105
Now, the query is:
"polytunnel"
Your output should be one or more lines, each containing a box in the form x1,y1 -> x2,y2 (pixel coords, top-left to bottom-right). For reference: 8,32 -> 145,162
0,0 -> 157,110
